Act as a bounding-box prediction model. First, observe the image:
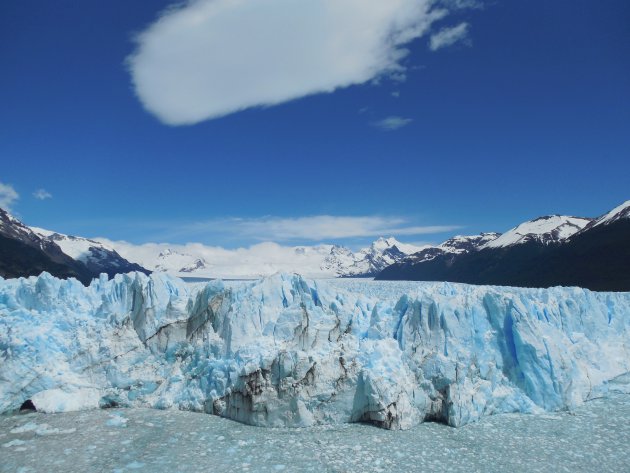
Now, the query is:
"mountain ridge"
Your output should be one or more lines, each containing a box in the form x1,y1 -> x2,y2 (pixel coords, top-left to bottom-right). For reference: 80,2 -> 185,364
377,201 -> 630,291
0,208 -> 149,284
100,236 -> 427,279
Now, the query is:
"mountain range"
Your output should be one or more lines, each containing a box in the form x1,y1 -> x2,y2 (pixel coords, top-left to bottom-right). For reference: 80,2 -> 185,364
0,208 -> 425,282
1,200 -> 628,290
95,236 -> 427,279
377,200 -> 630,291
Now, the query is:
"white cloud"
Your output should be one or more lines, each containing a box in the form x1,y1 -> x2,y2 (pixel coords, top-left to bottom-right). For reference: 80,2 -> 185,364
214,215 -> 457,240
440,0 -> 483,9
128,0 -> 450,125
372,116 -> 413,131
0,181 -> 19,211
429,22 -> 470,51
33,189 -> 52,200
119,214 -> 460,243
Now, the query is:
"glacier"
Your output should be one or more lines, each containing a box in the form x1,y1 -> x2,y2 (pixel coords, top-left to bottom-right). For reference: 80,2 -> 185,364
1,272 -> 629,429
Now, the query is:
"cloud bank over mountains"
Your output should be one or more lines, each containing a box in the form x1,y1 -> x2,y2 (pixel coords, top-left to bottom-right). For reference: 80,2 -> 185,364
117,214 -> 461,245
128,0 -> 474,125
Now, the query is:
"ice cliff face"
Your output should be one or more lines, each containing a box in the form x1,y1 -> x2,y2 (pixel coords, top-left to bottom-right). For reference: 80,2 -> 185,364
1,273 -> 629,429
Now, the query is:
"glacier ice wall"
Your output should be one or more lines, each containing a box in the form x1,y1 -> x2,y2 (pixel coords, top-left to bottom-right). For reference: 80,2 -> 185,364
1,272 -> 629,429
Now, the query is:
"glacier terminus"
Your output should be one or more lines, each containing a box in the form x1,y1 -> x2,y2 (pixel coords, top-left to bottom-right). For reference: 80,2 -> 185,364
1,272 -> 629,430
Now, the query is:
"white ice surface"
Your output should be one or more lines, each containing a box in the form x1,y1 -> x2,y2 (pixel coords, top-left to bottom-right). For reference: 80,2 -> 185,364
1,272 -> 629,430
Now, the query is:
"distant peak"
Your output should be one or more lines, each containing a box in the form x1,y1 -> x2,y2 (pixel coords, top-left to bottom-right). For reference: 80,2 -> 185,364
483,215 -> 591,249
590,200 -> 630,228
370,236 -> 399,250
531,215 -> 560,222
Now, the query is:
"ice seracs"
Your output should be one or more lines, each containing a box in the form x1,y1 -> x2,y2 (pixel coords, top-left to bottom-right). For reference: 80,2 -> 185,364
1,272 -> 629,429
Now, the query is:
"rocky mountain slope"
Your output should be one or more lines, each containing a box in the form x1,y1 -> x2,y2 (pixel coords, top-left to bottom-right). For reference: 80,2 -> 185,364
31,227 -> 149,278
0,208 -> 149,283
0,208 -> 94,283
403,232 -> 501,266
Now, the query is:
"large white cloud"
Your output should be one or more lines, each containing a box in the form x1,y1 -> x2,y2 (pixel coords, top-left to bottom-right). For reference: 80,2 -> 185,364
128,0 -> 450,125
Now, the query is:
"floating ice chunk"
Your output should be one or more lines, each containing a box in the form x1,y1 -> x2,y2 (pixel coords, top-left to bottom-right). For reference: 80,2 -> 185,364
30,388 -> 100,413
10,422 -> 39,434
125,462 -> 145,469
106,414 -> 129,427
3,439 -> 27,448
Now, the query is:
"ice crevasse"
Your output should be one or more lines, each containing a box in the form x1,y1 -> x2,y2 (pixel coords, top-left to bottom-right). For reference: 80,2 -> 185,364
1,272 -> 629,429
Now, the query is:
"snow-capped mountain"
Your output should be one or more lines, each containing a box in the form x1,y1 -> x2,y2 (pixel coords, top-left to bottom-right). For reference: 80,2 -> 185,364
0,209 -> 68,259
482,215 -> 592,249
151,248 -> 210,274
406,233 -> 500,264
320,245 -> 357,275
102,237 -> 425,279
324,237 -> 429,277
0,208 -> 94,283
378,200 -> 630,291
579,200 -> 630,231
0,208 -> 149,283
30,227 -> 149,278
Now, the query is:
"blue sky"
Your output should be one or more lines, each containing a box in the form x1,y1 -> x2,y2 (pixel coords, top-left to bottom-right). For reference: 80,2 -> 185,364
1,0 -> 629,248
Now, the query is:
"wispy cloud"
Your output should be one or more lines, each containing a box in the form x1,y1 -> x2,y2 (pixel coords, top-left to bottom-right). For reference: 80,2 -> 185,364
372,116 -> 413,131
439,0 -> 484,9
429,22 -> 471,51
128,0 -> 462,125
33,189 -> 52,200
148,215 -> 460,242
0,181 -> 19,211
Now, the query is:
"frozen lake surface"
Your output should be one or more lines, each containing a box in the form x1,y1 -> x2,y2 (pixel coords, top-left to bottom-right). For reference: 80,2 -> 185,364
2,393 -> 629,473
